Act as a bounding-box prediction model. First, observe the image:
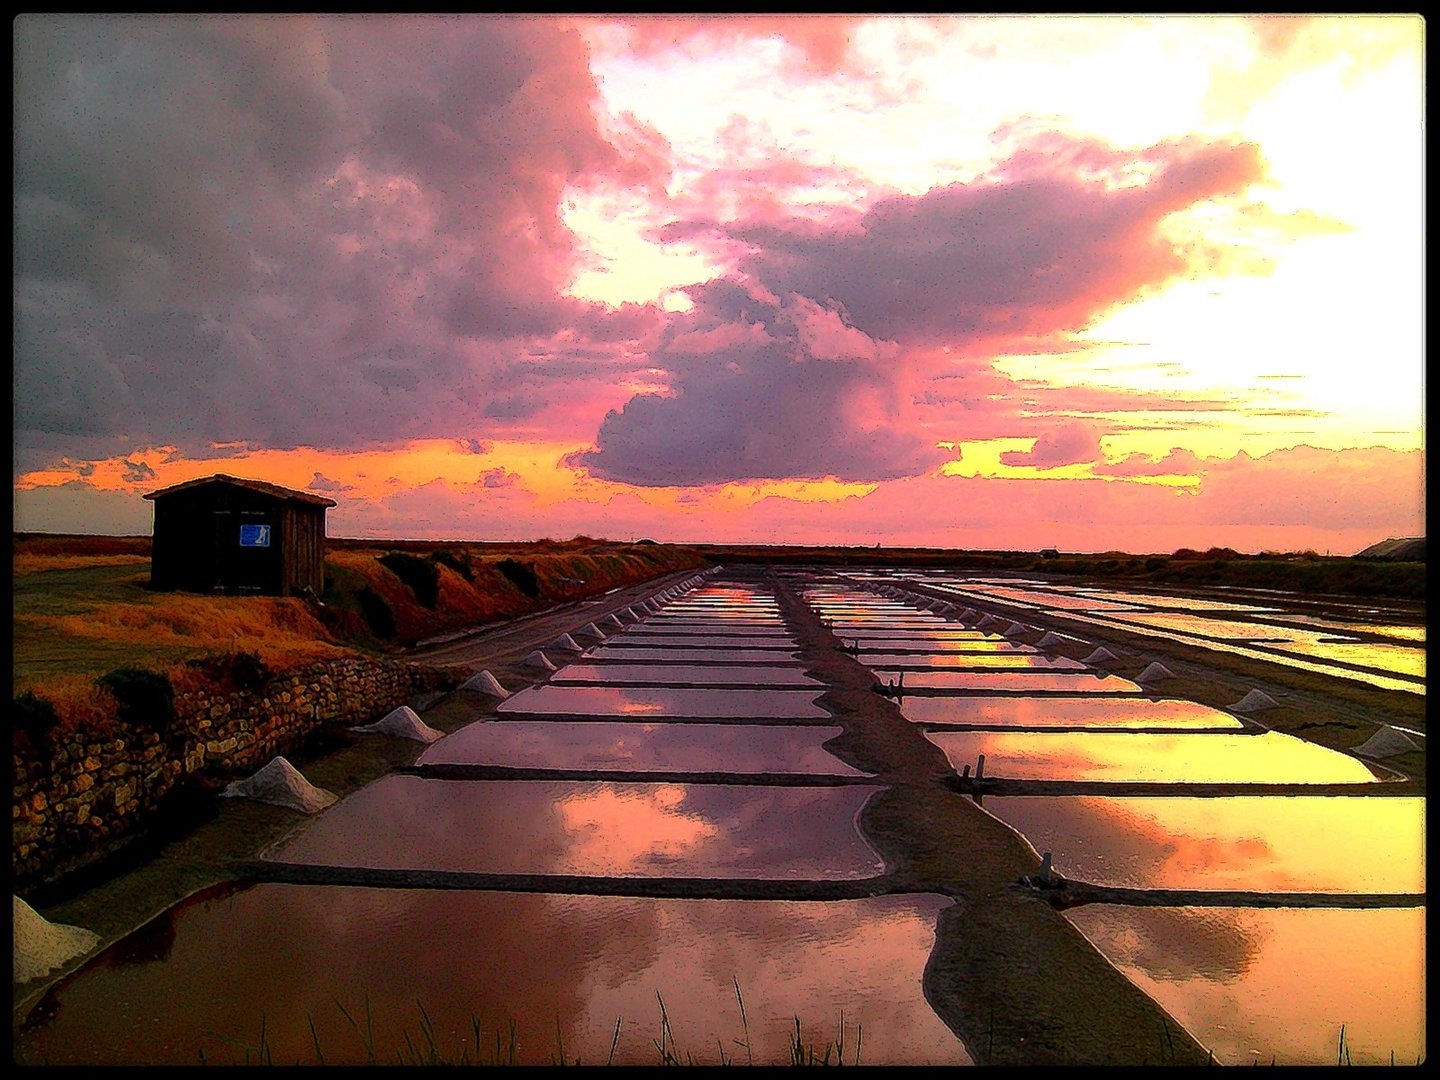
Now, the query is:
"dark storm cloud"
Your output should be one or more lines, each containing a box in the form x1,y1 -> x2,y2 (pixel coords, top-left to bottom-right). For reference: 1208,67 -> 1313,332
13,15 -> 663,472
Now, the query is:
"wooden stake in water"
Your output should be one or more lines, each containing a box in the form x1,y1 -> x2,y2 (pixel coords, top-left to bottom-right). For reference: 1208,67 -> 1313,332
975,753 -> 986,780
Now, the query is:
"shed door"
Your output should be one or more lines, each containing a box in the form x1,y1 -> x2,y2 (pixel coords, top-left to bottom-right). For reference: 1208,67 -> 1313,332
212,510 -> 235,592
234,510 -> 274,593
212,509 -> 273,593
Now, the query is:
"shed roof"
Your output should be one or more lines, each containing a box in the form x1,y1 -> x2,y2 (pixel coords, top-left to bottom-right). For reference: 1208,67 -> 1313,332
143,473 -> 337,508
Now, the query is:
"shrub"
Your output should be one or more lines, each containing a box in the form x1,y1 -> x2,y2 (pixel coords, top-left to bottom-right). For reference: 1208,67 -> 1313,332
15,690 -> 62,749
185,650 -> 271,694
97,667 -> 177,736
431,548 -> 475,582
379,552 -> 441,608
356,587 -> 398,639
496,558 -> 540,598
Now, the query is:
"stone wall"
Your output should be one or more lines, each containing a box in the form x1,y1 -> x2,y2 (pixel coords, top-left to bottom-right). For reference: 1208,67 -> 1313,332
13,657 -> 453,891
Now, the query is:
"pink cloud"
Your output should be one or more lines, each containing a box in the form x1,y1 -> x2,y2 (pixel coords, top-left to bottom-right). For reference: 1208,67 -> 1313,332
999,423 -> 1105,469
572,280 -> 946,486
693,134 -> 1265,352
608,15 -> 867,75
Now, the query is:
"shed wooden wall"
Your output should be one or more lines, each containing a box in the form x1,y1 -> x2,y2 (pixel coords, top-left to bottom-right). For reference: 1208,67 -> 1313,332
150,485 -> 327,597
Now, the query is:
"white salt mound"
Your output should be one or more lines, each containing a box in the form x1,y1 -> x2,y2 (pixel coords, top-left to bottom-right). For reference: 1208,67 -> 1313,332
14,896 -> 99,984
580,622 -> 606,639
1353,725 -> 1421,760
1082,647 -> 1118,664
351,705 -> 445,744
604,614 -> 625,629
221,756 -> 338,813
1003,622 -> 1029,638
1229,689 -> 1279,713
460,670 -> 510,698
522,650 -> 557,672
1137,662 -> 1174,684
550,634 -> 582,652
1037,632 -> 1069,649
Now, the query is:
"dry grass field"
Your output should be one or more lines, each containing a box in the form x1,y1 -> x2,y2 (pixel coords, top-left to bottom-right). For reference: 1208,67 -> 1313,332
12,534 -> 706,735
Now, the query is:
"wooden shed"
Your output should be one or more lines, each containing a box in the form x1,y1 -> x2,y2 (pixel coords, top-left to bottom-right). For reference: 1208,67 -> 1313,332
143,474 -> 336,597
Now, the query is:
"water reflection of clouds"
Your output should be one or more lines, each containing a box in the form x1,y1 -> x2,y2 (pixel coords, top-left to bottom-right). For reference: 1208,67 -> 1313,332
928,731 -> 1384,784
984,797 -> 1424,892
498,685 -> 830,719
420,721 -> 862,775
900,696 -> 1243,728
1068,907 -> 1426,1065
21,887 -> 968,1065
269,778 -> 885,879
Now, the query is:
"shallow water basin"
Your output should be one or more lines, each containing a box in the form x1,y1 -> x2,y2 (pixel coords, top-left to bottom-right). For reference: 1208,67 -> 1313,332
419,721 -> 868,776
628,623 -> 791,636
873,671 -> 1143,693
853,640 -> 1037,654
939,585 -> 1143,612
551,664 -> 821,687
601,635 -> 797,649
1261,639 -> 1426,679
497,686 -> 829,720
1066,905 -> 1424,1065
266,777 -> 887,880
980,795 -> 1424,892
16,887 -> 969,1066
857,654 -> 1085,671
583,646 -> 801,663
923,730 -> 1384,783
838,629 -> 1000,641
899,696 -> 1244,729
1056,588 -> 1276,613
1098,611 -> 1339,643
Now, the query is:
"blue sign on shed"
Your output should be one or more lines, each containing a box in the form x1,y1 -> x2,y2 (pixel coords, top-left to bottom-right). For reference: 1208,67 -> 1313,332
239,523 -> 272,548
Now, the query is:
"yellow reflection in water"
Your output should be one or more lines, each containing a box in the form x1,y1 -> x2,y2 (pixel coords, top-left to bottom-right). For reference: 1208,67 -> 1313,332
925,731 -> 1381,783
1068,906 -> 1426,1065
1265,639 -> 1426,678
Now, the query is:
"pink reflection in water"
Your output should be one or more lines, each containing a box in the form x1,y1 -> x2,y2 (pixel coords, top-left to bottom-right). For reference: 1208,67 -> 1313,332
266,777 -> 887,880
1067,906 -> 1425,1065
419,721 -> 867,776
551,664 -> 821,687
498,685 -> 830,719
17,887 -> 972,1065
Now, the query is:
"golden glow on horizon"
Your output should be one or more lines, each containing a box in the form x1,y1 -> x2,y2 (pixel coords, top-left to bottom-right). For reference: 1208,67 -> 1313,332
570,14 -> 1423,458
945,440 -> 1201,487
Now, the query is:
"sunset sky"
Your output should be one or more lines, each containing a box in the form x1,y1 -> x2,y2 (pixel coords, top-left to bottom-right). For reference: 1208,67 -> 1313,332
13,14 -> 1424,553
